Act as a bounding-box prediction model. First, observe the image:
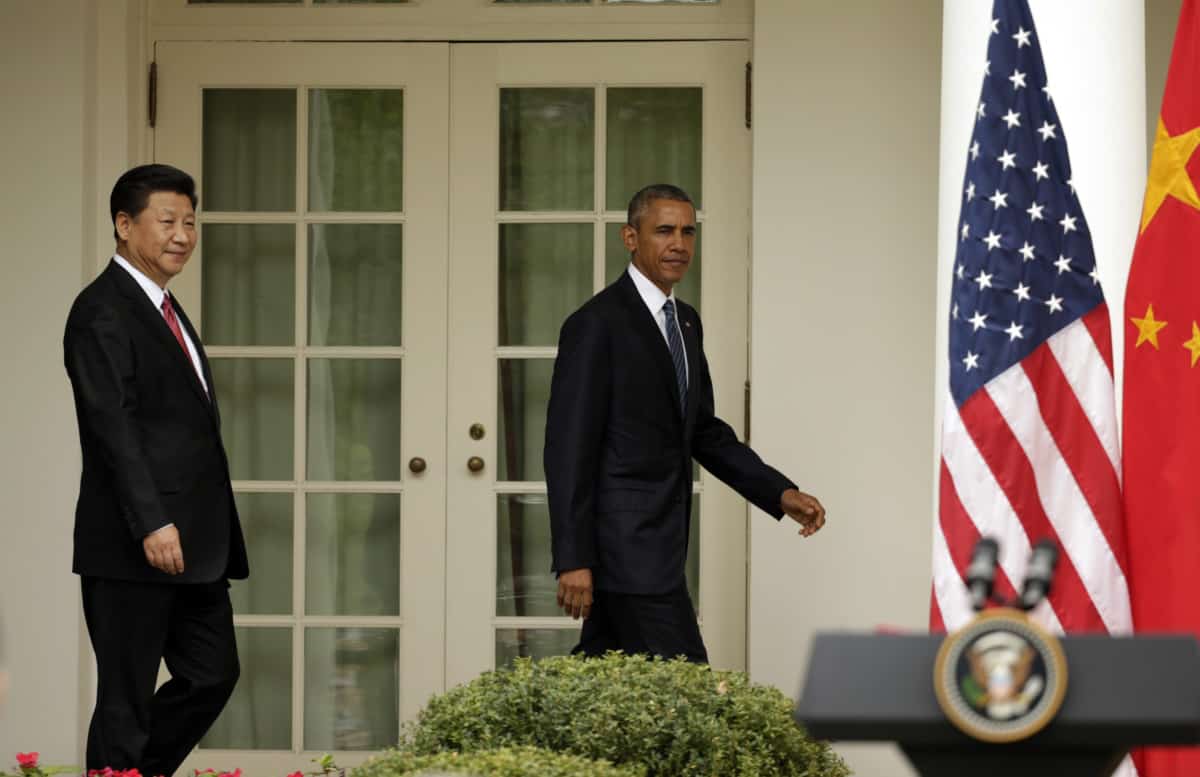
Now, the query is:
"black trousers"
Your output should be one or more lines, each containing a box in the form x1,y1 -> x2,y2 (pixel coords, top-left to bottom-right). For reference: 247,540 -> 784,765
573,586 -> 708,664
81,577 -> 239,777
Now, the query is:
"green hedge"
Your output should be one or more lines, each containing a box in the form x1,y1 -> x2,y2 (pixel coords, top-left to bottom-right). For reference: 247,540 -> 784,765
371,653 -> 848,777
356,745 -> 643,777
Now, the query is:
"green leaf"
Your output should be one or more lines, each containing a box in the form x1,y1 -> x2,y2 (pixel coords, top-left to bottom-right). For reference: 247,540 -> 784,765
359,653 -> 849,777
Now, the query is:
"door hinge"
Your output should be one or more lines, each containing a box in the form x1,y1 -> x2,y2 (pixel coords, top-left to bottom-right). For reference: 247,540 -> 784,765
743,380 -> 751,442
744,62 -> 752,129
148,61 -> 157,129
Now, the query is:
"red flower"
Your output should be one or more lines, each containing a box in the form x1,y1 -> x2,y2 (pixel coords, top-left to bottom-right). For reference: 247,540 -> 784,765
16,754 -> 39,769
288,772 -> 303,777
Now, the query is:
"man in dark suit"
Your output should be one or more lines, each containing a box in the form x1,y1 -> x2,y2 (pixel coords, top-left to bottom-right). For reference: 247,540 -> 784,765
64,164 -> 248,776
545,183 -> 826,663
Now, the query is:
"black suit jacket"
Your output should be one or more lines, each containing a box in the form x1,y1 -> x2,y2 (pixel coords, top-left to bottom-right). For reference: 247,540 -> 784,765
64,260 -> 249,584
545,271 -> 795,595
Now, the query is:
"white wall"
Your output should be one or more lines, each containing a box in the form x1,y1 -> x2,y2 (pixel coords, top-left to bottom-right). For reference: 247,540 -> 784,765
0,0 -> 143,763
749,3 -> 942,776
0,0 -> 92,763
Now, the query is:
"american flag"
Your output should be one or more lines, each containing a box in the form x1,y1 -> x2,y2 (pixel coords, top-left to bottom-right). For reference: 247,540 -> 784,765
931,0 -> 1132,638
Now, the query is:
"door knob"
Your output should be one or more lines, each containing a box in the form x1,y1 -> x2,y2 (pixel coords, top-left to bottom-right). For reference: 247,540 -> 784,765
408,457 -> 427,474
467,456 -> 485,473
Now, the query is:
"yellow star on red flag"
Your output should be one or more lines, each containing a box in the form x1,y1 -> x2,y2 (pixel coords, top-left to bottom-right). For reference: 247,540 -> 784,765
1131,304 -> 1168,349
1184,322 -> 1200,368
1141,118 -> 1200,232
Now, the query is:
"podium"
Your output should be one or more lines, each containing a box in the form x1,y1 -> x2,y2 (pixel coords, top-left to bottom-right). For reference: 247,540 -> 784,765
795,633 -> 1200,777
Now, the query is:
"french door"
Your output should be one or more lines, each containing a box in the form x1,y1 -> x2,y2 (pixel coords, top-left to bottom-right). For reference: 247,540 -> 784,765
154,38 -> 748,774
444,41 -> 752,687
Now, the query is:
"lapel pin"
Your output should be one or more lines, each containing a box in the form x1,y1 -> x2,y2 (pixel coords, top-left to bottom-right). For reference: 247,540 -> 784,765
685,321 -> 691,328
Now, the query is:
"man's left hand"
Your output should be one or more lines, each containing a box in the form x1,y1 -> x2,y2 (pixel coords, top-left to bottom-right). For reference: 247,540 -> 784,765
781,489 -> 826,537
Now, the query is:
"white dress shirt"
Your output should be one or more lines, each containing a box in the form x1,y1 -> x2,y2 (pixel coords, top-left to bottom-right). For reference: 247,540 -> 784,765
627,263 -> 689,384
112,253 -> 209,394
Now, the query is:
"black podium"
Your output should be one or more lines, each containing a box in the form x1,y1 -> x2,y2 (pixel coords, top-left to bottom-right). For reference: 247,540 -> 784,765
795,633 -> 1200,777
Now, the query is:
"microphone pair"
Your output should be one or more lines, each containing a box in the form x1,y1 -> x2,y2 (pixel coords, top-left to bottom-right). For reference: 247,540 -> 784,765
964,537 -> 1058,612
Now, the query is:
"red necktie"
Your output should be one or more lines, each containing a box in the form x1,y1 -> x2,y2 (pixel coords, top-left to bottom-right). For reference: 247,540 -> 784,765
161,295 -> 190,356
162,295 -> 209,397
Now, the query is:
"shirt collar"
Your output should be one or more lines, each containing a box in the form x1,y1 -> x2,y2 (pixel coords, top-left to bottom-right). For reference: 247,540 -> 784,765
112,253 -> 167,310
627,262 -> 676,316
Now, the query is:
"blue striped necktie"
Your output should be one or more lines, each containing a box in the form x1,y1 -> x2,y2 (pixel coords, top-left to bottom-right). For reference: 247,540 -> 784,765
663,299 -> 688,411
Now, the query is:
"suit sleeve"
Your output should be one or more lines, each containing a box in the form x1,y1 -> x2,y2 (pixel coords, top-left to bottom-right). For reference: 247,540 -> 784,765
544,309 -> 610,573
64,304 -> 167,539
690,316 -> 797,520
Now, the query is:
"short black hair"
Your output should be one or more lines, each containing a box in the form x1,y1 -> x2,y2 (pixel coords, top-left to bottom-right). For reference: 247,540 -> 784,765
626,184 -> 694,230
110,164 -> 198,241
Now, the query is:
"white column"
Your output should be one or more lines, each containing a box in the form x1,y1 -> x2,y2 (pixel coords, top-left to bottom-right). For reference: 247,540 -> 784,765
935,0 -> 1147,485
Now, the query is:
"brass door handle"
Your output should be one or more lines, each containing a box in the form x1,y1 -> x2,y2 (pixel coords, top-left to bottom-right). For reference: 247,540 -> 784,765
467,456 -> 485,473
408,457 -> 427,474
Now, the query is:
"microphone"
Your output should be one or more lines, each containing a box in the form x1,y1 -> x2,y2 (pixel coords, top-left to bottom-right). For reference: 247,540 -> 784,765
1019,539 -> 1059,611
965,537 -> 1000,611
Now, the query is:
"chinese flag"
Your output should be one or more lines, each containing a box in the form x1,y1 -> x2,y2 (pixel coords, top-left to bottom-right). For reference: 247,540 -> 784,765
1124,0 -> 1200,774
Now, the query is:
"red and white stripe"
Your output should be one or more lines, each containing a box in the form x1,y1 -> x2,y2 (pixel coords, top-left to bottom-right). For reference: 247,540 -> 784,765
932,304 -> 1132,637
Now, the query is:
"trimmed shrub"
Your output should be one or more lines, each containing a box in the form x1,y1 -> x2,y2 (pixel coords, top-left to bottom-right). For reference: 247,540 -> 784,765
393,653 -> 849,777
355,745 -> 643,777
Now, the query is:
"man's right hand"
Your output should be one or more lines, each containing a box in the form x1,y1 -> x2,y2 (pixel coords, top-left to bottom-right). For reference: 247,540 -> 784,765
143,524 -> 184,575
557,568 -> 593,620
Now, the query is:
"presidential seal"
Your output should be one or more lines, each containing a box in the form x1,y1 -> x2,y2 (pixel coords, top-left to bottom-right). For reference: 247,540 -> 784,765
933,608 -> 1068,743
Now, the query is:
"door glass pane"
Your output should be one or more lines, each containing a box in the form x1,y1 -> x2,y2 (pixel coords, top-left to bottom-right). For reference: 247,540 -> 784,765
500,89 -> 594,211
201,627 -> 292,750
309,224 -> 403,346
499,223 -> 592,346
308,359 -> 402,481
306,493 -> 400,616
304,628 -> 399,750
605,222 -> 702,313
203,89 -> 296,212
309,89 -> 403,212
495,629 -> 580,666
497,358 -> 553,481
496,494 -> 555,617
202,223 -> 295,346
606,88 -> 702,211
211,358 -> 294,481
230,492 -> 293,615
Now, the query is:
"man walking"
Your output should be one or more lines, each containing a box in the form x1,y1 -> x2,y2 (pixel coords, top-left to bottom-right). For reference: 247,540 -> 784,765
64,164 -> 248,776
545,183 -> 826,663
